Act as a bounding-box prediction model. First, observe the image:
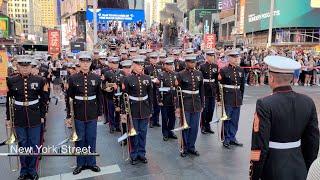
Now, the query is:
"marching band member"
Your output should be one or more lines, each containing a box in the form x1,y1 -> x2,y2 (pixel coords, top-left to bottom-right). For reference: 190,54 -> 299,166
144,52 -> 162,128
122,57 -> 153,165
219,50 -> 245,149
6,55 -> 48,180
157,57 -> 178,141
199,50 -> 219,134
67,51 -> 103,175
176,54 -> 204,157
249,56 -> 319,180
102,56 -> 121,133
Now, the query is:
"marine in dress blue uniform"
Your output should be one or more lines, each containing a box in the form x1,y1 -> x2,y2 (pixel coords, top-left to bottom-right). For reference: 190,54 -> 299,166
250,56 -> 319,180
157,58 -> 178,141
199,50 -> 219,134
6,55 -> 48,180
176,54 -> 204,157
67,52 -> 103,175
219,50 -> 245,149
144,52 -> 162,128
122,57 -> 153,165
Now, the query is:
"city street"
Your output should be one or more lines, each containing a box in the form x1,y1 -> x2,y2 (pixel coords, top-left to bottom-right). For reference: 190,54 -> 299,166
0,86 -> 319,180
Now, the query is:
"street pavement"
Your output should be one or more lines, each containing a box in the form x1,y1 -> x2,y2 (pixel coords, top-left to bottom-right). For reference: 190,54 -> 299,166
0,86 -> 319,180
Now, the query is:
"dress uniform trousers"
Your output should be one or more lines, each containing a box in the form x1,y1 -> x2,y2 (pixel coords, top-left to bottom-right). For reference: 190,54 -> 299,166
103,95 -> 109,124
161,106 -> 176,137
107,99 -> 119,129
75,119 -> 97,166
224,106 -> 241,143
15,125 -> 41,176
182,112 -> 201,152
151,95 -> 160,126
130,118 -> 148,159
201,97 -> 216,129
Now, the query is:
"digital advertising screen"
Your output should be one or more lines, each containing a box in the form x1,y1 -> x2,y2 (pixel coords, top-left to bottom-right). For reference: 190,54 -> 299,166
98,0 -> 144,9
244,0 -> 320,33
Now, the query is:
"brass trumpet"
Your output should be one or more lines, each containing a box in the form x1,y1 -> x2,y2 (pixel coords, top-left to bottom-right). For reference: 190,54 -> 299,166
103,82 -> 117,93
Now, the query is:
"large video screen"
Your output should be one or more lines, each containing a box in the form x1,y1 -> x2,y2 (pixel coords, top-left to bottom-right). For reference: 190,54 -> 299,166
98,0 -> 144,9
244,0 -> 320,33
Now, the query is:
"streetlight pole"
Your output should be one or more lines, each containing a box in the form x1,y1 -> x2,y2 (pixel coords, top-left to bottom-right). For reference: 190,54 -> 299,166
267,0 -> 275,48
93,0 -> 98,46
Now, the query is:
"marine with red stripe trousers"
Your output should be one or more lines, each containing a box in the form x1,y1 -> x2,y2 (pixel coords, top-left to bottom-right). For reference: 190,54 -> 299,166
6,55 -> 48,180
249,56 -> 319,180
67,51 -> 103,175
219,49 -> 245,149
122,57 -> 153,165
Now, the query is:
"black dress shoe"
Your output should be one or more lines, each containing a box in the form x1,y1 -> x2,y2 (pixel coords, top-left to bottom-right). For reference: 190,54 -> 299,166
17,174 -> 28,180
88,165 -> 101,172
120,140 -> 127,146
230,140 -> 243,147
154,123 -> 161,127
223,142 -> 231,149
180,151 -> 188,157
30,174 -> 39,180
149,124 -> 153,128
205,128 -> 215,134
138,156 -> 148,163
130,158 -> 138,165
109,128 -> 115,134
201,128 -> 207,134
163,136 -> 169,141
73,166 -> 83,175
169,134 -> 178,139
188,150 -> 200,156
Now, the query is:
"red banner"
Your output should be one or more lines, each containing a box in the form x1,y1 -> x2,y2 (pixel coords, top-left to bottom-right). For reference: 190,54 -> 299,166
204,34 -> 216,49
48,30 -> 61,56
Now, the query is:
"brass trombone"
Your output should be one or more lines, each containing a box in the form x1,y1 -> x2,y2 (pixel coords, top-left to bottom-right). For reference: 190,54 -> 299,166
172,87 -> 189,153
217,83 -> 230,143
4,97 -> 19,171
118,93 -> 137,160
68,98 -> 80,142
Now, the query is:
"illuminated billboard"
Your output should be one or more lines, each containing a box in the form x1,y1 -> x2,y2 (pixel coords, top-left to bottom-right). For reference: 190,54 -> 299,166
98,0 -> 144,9
245,0 -> 320,33
0,16 -> 9,38
86,8 -> 145,23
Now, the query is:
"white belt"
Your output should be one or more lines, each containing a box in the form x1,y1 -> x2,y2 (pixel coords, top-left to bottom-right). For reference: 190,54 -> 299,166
269,140 -> 301,149
203,79 -> 215,83
222,84 -> 240,89
129,95 -> 148,101
114,92 -> 123,96
74,95 -> 96,101
159,87 -> 175,92
181,90 -> 199,94
14,99 -> 39,106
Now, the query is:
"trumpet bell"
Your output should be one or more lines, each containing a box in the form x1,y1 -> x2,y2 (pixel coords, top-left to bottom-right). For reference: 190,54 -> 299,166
69,131 -> 80,142
128,128 -> 137,137
5,133 -> 17,145
182,123 -> 189,130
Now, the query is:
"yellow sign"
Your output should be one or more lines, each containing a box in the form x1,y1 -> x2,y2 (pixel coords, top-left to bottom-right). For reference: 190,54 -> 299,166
0,50 -> 8,95
315,45 -> 320,52
311,0 -> 320,8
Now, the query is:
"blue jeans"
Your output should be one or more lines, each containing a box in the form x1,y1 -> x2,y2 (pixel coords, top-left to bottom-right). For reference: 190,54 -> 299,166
75,119 -> 97,166
201,97 -> 216,129
223,106 -> 241,143
161,106 -> 176,137
130,118 -> 148,159
15,125 -> 41,176
182,112 -> 200,152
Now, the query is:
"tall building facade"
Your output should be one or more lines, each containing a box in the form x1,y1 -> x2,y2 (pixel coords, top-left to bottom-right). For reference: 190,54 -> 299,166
36,0 -> 57,29
7,0 -> 31,34
145,0 -> 174,25
0,0 -> 8,15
